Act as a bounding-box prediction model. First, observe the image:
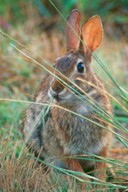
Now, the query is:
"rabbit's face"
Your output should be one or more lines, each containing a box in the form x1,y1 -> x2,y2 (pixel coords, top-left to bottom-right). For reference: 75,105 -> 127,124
48,51 -> 90,102
48,10 -> 103,103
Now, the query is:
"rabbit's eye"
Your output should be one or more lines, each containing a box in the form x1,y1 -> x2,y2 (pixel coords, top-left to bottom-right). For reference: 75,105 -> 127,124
77,62 -> 84,73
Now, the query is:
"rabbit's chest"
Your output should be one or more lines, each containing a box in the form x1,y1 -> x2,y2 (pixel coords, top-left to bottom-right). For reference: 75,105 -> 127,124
50,106 -> 106,156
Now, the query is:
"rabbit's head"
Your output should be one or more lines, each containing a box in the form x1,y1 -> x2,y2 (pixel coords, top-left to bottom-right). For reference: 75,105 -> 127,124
48,9 -> 103,102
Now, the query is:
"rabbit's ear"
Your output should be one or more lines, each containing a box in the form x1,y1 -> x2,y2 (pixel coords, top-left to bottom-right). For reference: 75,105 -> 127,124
66,9 -> 81,51
81,16 -> 103,55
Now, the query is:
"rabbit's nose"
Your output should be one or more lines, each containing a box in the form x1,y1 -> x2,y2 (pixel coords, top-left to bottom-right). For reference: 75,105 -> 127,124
51,81 -> 65,94
52,84 -> 63,94
48,87 -> 66,99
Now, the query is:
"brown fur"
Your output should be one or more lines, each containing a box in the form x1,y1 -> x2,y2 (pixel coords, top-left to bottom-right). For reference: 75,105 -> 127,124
23,9 -> 113,186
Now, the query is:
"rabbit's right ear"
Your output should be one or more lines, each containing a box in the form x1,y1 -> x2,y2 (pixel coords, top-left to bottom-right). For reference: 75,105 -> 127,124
66,9 -> 81,51
81,16 -> 103,55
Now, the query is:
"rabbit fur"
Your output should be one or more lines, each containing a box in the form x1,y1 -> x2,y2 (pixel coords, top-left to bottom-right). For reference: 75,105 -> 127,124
23,9 -> 113,181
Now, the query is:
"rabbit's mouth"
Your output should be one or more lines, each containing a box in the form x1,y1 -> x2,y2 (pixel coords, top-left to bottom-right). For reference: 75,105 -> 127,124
53,94 -> 63,102
48,87 -> 72,102
53,94 -> 72,103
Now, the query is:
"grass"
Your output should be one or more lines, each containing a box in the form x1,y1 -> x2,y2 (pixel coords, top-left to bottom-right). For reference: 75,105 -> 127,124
0,2 -> 128,191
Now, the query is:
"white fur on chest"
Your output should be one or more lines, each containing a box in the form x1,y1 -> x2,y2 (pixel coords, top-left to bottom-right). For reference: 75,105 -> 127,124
76,102 -> 92,115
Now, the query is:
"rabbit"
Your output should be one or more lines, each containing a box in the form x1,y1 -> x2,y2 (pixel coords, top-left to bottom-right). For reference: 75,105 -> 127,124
23,9 -> 113,187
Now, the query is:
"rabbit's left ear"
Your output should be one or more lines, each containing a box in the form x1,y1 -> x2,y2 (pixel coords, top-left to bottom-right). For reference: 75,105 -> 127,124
66,9 -> 81,51
81,16 -> 103,55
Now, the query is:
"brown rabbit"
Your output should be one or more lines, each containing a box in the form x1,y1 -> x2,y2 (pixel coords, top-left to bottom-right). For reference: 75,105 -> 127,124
23,9 -> 113,187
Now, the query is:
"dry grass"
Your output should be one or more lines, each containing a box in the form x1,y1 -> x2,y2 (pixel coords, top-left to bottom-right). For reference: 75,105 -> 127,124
0,143 -> 92,191
0,144 -> 65,192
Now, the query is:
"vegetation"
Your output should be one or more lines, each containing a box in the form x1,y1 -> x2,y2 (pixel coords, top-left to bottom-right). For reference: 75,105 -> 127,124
0,0 -> 128,191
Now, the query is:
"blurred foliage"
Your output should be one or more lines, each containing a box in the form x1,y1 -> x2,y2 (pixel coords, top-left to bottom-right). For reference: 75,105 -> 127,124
1,0 -> 128,39
0,0 -> 128,24
79,0 -> 128,21
0,0 -> 26,23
